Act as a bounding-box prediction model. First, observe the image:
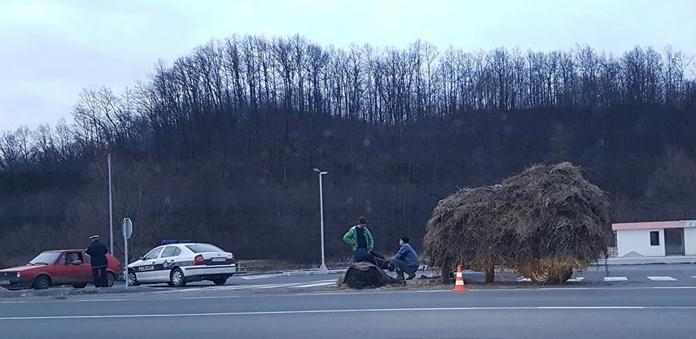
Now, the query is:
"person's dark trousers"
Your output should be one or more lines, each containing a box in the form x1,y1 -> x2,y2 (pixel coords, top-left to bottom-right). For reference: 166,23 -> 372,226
352,248 -> 374,263
391,258 -> 418,280
92,267 -> 106,287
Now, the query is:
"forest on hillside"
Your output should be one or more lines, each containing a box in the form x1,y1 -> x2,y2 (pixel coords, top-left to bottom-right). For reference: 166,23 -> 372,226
1,35 -> 695,266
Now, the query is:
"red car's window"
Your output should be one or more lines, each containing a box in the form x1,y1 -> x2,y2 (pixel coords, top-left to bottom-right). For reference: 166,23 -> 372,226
63,252 -> 85,264
29,251 -> 61,265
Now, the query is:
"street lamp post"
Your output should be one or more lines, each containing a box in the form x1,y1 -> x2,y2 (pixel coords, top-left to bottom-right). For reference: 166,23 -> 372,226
108,153 -> 113,254
313,168 -> 328,272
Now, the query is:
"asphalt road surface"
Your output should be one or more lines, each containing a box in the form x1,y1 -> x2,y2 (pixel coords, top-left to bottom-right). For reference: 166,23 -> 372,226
1,265 -> 696,339
4,263 -> 694,296
1,263 -> 694,338
131,263 -> 696,290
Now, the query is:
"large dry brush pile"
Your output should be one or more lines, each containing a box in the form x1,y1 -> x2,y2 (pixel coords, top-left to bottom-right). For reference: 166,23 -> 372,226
424,162 -> 612,283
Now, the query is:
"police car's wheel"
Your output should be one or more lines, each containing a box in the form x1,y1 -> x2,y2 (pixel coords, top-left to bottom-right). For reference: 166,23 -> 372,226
170,268 -> 186,287
105,272 -> 115,287
32,275 -> 51,290
127,270 -> 139,286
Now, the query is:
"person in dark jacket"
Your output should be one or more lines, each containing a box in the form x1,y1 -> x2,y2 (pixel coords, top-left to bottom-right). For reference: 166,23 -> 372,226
86,235 -> 109,287
343,217 -> 375,263
390,237 -> 419,281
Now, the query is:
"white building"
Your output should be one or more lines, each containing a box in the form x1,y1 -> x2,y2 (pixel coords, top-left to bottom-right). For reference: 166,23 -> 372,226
612,220 -> 696,257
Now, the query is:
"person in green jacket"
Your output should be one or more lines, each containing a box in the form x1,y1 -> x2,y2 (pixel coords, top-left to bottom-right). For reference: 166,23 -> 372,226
343,216 -> 375,263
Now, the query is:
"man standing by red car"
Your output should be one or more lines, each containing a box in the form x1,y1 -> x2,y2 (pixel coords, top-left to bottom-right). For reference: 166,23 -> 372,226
86,235 -> 108,287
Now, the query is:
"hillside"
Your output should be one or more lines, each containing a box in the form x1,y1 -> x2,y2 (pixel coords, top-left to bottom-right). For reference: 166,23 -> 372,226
1,35 -> 695,266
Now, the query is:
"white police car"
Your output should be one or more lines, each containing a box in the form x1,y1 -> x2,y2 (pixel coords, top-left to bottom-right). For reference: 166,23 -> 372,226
127,241 -> 236,287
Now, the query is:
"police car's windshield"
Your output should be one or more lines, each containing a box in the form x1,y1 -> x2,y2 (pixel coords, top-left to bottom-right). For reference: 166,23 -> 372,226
29,251 -> 61,265
186,244 -> 223,253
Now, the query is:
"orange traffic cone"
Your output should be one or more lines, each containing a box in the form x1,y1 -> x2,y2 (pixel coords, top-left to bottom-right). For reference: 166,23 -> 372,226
452,265 -> 468,292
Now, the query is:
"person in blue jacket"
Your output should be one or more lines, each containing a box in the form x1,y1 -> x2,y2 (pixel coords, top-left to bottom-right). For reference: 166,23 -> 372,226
390,236 -> 419,281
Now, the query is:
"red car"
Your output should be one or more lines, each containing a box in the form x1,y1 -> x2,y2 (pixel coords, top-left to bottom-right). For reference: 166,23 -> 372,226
0,249 -> 122,290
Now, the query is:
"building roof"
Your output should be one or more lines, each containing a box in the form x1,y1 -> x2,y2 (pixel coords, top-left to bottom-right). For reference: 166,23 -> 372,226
612,220 -> 684,231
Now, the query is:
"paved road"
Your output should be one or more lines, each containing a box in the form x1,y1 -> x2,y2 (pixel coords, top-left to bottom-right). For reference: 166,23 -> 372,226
1,284 -> 696,338
2,263 -> 695,300
2,263 -> 694,299
186,263 -> 696,288
575,263 -> 696,285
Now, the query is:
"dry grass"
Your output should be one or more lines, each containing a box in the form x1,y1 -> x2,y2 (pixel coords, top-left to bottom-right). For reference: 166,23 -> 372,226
424,162 -> 611,279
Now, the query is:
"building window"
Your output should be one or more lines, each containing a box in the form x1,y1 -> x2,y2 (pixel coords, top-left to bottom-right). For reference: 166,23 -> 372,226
650,231 -> 660,246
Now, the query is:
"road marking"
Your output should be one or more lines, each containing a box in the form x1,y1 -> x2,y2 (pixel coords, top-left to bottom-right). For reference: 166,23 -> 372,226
239,270 -> 346,280
290,281 -> 337,288
239,274 -> 281,280
647,276 -> 677,281
152,283 -> 304,293
567,277 -> 585,282
254,283 -> 303,289
3,306 -> 696,321
215,282 -> 312,290
179,280 -> 336,291
604,277 -> 628,282
4,285 -> 696,305
75,298 -> 129,302
180,295 -> 243,300
692,276 -> 696,279
152,288 -> 206,294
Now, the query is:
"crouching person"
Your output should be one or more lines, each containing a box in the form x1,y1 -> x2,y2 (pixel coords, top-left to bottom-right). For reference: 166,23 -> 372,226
390,237 -> 419,281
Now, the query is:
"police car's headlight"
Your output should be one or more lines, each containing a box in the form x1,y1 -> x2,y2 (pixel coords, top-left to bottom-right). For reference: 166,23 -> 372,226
16,272 -> 21,278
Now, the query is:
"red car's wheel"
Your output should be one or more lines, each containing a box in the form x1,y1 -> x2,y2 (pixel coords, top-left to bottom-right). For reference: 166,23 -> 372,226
32,275 -> 51,290
104,272 -> 115,287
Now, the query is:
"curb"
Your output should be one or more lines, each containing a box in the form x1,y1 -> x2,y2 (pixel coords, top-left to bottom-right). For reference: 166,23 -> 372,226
242,269 -> 348,278
280,269 -> 347,276
0,286 -> 151,299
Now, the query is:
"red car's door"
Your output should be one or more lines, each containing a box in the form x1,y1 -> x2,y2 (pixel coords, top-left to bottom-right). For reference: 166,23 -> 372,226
49,252 -> 76,285
52,251 -> 91,285
76,251 -> 93,283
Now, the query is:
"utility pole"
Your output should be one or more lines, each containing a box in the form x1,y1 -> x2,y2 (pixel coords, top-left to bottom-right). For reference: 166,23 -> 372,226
313,168 -> 329,271
108,153 -> 113,254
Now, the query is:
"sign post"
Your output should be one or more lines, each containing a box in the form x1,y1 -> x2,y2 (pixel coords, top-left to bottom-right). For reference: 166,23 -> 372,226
122,218 -> 133,288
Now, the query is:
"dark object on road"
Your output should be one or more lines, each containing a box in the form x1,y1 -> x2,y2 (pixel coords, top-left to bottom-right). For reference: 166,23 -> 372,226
371,251 -> 395,271
424,162 -> 612,284
343,261 -> 398,289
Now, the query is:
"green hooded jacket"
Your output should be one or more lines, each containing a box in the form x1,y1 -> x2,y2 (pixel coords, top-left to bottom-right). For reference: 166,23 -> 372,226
343,225 -> 374,251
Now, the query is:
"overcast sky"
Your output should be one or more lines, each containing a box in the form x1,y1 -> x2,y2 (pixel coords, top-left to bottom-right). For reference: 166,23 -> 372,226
1,0 -> 695,131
